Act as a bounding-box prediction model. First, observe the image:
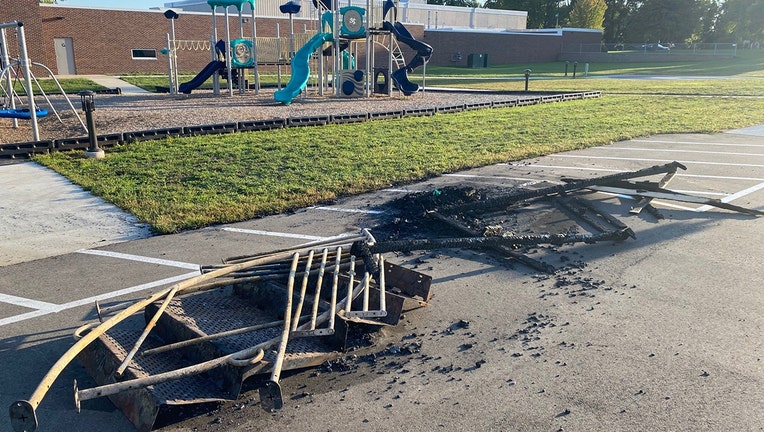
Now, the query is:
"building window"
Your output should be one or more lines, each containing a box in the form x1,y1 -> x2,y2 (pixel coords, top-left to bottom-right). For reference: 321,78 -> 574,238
131,49 -> 157,60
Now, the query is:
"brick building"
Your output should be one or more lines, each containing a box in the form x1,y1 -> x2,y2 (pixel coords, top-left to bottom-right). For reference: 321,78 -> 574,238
0,0 -> 601,75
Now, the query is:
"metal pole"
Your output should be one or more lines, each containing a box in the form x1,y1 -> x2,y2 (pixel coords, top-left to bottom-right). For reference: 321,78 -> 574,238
170,19 -> 179,94
289,13 -> 295,59
251,3 -> 259,93
224,7 -> 233,96
237,8 -> 245,94
165,33 -> 176,95
83,99 -> 102,158
364,0 -> 374,97
0,27 -> 18,129
17,23 -> 40,141
334,0 -> 340,97
211,8 -> 220,95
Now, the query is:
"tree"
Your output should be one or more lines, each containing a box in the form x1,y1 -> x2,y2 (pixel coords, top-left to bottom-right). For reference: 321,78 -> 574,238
716,0 -> 764,43
693,0 -> 721,42
483,0 -> 569,29
568,0 -> 607,29
624,0 -> 704,43
602,0 -> 639,42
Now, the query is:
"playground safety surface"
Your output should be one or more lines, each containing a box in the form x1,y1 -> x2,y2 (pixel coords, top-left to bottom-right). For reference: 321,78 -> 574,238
1,86 -> 597,148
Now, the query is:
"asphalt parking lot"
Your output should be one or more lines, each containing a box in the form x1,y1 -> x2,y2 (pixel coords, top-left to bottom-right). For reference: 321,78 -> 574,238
1,126 -> 762,431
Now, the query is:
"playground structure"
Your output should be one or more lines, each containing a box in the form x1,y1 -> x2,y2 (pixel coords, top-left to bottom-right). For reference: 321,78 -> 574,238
165,0 -> 431,105
1,21 -> 85,141
275,0 -> 433,104
166,0 -> 259,96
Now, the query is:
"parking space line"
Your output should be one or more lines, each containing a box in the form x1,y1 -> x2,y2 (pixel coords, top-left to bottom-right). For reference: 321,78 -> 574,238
222,227 -> 327,241
312,206 -> 385,214
76,249 -> 200,270
383,188 -> 423,193
597,147 -> 764,157
0,271 -> 200,327
631,139 -> 764,148
0,293 -> 59,312
695,182 -> 764,213
58,271 -> 201,310
553,155 -> 764,169
514,164 -> 764,182
445,173 -> 544,183
0,310 -> 52,327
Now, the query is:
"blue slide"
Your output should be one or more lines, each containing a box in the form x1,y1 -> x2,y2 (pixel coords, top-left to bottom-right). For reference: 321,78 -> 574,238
179,60 -> 225,94
274,32 -> 333,105
383,21 -> 433,96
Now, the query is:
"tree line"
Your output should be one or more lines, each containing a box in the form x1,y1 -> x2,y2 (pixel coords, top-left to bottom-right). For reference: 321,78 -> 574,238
427,0 -> 763,45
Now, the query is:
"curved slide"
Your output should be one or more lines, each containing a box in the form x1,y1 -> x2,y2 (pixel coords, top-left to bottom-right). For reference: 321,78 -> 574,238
383,21 -> 433,96
179,60 -> 225,94
274,32 -> 333,105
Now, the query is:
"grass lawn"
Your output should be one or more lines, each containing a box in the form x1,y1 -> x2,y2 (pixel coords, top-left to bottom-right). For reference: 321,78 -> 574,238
33,52 -> 764,234
7,77 -> 107,96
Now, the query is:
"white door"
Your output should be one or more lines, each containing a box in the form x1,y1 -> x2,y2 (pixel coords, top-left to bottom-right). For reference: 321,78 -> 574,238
54,38 -> 76,75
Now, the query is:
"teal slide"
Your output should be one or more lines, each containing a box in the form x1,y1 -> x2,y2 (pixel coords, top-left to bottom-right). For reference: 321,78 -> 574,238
274,32 -> 333,105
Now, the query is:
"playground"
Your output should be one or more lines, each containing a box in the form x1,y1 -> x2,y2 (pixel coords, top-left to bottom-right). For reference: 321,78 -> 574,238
1,0 -> 441,146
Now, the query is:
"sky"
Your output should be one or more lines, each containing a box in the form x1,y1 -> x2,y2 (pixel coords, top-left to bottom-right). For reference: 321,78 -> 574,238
56,0 -> 169,10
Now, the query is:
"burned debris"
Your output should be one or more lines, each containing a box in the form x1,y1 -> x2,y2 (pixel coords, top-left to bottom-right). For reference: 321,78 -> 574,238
10,230 -> 432,432
10,162 -> 761,432
363,161 -> 761,273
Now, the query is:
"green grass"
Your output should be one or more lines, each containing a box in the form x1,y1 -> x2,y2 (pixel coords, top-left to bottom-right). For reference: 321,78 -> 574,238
426,50 -> 764,78
29,51 -> 764,233
5,78 -> 106,96
34,93 -> 764,234
427,76 -> 764,96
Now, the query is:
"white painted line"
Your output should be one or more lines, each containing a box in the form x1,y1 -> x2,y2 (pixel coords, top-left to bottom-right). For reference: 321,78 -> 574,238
553,154 -> 764,168
445,173 -> 542,182
513,164 -> 626,173
0,271 -> 201,327
695,182 -> 764,213
312,206 -> 385,214
76,249 -> 200,270
597,147 -> 764,157
631,139 -> 764,148
651,201 -> 699,211
594,191 -> 711,212
677,173 -> 764,182
0,309 -> 53,327
222,227 -> 326,241
671,190 -> 728,197
383,188 -> 422,193
0,293 -> 59,311
58,271 -> 201,310
513,164 -> 764,182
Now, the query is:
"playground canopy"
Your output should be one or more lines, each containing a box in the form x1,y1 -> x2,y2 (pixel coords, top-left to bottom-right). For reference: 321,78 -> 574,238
207,0 -> 255,10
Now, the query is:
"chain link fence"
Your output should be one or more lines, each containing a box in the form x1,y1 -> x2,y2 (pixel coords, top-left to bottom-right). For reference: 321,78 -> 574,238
563,42 -> 739,56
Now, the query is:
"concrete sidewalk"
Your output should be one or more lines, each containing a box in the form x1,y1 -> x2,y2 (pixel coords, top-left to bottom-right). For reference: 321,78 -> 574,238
58,74 -> 152,95
0,162 -> 152,266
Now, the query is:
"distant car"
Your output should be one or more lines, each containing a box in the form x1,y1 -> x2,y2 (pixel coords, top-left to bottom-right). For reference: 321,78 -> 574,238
641,43 -> 670,51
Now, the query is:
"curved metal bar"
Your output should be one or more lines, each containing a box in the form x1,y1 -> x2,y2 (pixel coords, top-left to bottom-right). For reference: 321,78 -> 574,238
8,246 -> 328,432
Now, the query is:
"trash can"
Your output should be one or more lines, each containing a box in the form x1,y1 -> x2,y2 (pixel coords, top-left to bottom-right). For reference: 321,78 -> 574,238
467,53 -> 484,68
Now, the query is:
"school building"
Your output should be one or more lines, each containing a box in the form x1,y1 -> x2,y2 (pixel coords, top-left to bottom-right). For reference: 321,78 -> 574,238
0,0 -> 602,76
